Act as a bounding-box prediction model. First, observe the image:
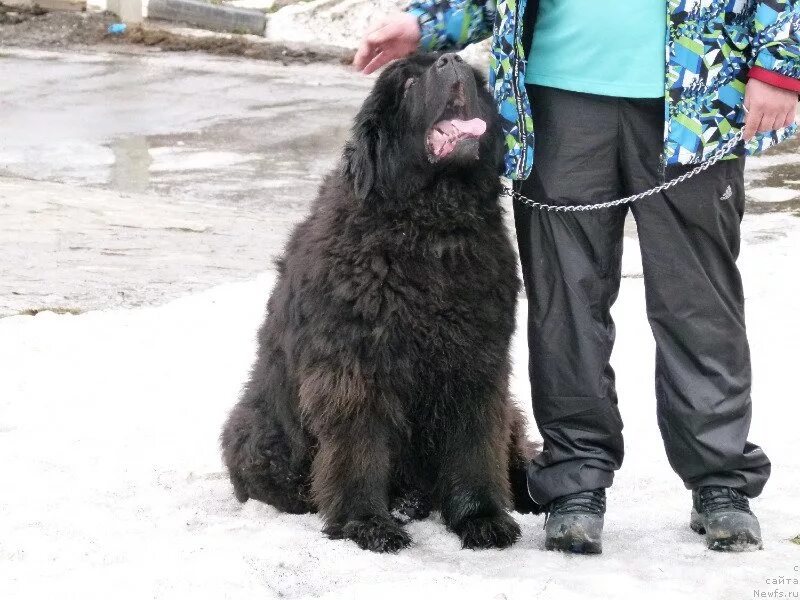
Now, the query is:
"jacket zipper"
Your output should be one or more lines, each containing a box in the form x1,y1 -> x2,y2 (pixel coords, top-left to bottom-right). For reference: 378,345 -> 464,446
511,0 -> 528,179
660,0 -> 670,179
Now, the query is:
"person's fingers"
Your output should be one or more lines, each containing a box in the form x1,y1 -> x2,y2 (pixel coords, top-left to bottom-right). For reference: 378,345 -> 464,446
760,112 -> 780,133
354,22 -> 405,71
743,107 -> 762,140
353,20 -> 391,70
365,22 -> 405,51
353,39 -> 380,71
772,111 -> 786,131
362,49 -> 398,75
783,108 -> 796,129
353,21 -> 387,71
353,43 -> 378,71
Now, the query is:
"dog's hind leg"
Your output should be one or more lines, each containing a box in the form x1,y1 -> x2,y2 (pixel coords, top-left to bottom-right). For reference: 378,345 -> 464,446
389,453 -> 435,523
389,488 -> 433,524
221,400 -> 313,514
507,408 -> 543,515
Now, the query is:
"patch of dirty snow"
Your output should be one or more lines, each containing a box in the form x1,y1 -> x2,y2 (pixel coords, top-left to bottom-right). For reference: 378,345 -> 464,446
148,149 -> 261,172
746,187 -> 800,203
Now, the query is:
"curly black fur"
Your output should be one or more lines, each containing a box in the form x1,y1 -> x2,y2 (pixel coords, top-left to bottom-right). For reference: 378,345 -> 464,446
221,53 -> 539,553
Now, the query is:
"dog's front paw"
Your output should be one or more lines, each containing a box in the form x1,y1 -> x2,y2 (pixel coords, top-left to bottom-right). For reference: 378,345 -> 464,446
325,516 -> 412,553
453,512 -> 521,550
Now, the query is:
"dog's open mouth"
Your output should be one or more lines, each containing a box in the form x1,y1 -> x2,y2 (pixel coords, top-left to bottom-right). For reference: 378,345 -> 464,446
426,83 -> 486,161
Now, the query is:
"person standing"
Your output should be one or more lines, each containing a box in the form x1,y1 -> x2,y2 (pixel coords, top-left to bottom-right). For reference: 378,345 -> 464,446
354,0 -> 800,554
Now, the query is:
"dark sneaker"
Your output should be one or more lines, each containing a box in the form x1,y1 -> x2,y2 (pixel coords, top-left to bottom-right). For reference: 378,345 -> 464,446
690,486 -> 763,552
544,489 -> 605,554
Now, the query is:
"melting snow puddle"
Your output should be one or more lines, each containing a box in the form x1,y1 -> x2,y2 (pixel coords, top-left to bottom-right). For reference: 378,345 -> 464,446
745,152 -> 800,173
746,187 -> 800,203
148,148 -> 260,173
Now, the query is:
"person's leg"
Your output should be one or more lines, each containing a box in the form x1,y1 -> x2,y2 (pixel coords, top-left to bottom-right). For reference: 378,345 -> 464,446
515,85 -> 627,508
621,101 -> 771,500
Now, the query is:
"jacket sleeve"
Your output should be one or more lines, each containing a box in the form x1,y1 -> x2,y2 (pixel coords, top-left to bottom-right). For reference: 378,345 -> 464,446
405,1 -> 496,52
750,1 -> 800,87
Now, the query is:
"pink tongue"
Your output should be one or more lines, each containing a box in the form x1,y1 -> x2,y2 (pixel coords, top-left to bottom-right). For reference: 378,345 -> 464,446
449,118 -> 487,136
428,117 -> 487,159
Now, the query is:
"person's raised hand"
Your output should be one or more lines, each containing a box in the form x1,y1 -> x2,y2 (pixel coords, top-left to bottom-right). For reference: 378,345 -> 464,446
353,13 -> 421,75
743,78 -> 798,140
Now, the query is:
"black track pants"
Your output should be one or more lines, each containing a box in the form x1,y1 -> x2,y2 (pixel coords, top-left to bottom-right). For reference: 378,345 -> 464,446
515,85 -> 771,506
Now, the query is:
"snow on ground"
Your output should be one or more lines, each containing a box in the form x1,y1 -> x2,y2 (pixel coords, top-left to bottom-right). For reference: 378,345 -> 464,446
1,213 -> 799,599
266,0 -> 406,49
747,187 -> 800,203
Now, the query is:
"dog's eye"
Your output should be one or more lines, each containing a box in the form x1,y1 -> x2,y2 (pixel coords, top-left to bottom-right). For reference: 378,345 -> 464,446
403,77 -> 416,95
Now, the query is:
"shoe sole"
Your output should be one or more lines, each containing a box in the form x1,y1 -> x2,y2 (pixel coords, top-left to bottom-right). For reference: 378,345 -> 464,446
545,538 -> 602,554
707,532 -> 763,552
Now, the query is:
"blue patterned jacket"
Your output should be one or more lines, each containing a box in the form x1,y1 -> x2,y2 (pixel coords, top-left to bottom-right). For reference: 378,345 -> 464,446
406,0 -> 800,180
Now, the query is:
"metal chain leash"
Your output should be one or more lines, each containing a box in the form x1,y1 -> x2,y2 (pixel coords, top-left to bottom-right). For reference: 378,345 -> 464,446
505,130 -> 745,212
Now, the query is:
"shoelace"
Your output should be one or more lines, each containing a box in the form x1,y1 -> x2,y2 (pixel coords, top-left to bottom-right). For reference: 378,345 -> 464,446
697,486 -> 752,514
543,490 -> 606,526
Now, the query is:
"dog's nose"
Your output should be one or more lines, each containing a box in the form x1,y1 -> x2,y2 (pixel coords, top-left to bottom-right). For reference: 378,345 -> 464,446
436,53 -> 463,69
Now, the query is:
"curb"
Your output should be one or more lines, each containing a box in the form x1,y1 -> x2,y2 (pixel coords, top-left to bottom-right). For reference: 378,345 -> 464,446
124,21 -> 356,64
148,0 -> 266,36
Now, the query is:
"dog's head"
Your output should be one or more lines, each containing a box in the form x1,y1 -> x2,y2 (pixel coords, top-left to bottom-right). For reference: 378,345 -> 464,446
343,53 -> 502,201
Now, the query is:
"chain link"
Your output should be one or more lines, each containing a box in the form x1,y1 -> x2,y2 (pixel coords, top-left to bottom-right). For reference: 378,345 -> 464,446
505,130 -> 745,212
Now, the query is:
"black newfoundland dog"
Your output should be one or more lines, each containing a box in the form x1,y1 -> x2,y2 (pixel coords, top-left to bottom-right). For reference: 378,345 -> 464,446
221,52 -> 538,553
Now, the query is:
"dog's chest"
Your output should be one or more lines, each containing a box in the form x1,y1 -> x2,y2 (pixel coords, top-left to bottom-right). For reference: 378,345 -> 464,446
365,238 -> 516,366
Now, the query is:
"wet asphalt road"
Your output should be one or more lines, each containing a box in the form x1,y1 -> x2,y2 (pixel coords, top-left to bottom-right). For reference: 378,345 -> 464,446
0,47 -> 372,205
0,46 -> 798,315
0,47 -> 373,314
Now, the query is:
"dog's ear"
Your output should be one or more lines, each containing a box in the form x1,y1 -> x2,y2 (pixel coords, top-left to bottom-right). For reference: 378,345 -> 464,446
343,103 -> 381,201
343,130 -> 376,200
